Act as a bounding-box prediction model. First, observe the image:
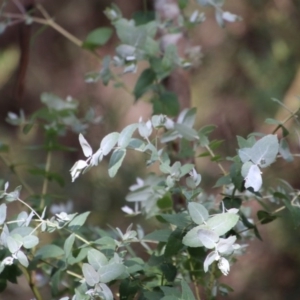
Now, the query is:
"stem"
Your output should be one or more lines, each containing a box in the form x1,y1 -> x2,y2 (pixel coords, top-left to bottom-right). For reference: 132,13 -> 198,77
17,197 -> 42,220
205,145 -> 227,176
272,108 -> 299,134
188,255 -> 201,300
1,11 -> 134,96
67,270 -> 83,280
64,228 -> 92,246
40,149 -> 52,209
19,265 -> 43,300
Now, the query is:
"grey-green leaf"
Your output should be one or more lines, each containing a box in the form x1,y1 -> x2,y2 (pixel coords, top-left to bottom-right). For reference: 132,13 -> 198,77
83,27 -> 113,49
144,229 -> 172,242
23,235 -> 39,249
64,233 -> 75,258
197,228 -> 219,249
181,280 -> 196,300
182,225 -> 206,247
87,249 -> 108,271
0,203 -> 7,225
17,250 -> 29,267
98,263 -> 126,283
174,124 -> 199,141
108,149 -> 126,177
68,211 -> 90,231
7,236 -> 22,253
207,213 -> 239,236
35,245 -> 64,259
82,263 -> 100,286
238,134 -> 279,168
188,202 -> 209,225
100,132 -> 120,156
118,124 -> 138,148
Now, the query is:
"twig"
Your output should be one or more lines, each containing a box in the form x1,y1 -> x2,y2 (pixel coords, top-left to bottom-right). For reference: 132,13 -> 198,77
40,149 -> 52,209
205,145 -> 227,176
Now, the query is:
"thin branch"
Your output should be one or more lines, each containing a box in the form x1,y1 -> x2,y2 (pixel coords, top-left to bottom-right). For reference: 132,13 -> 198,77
272,108 -> 299,134
40,149 -> 52,209
1,11 -> 134,96
205,145 -> 227,176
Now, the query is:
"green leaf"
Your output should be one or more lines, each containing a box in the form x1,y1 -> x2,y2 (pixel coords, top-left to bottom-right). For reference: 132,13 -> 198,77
83,27 -> 113,50
132,11 -> 155,25
108,149 -> 126,177
206,213 -> 239,236
144,229 -> 172,242
161,286 -> 181,298
134,68 -> 156,100
23,123 -> 34,135
160,263 -> 177,282
119,279 -> 139,300
82,263 -> 99,286
197,151 -> 210,157
230,161 -> 244,192
35,245 -> 64,259
68,211 -> 90,231
214,175 -> 231,187
209,139 -> 223,150
280,195 -> 300,227
157,193 -> 173,210
222,197 -> 242,210
160,213 -> 191,228
165,229 -> 185,257
188,202 -> 209,225
279,138 -> 293,162
87,249 -> 108,271
152,91 -> 180,117
181,280 -> 196,300
178,0 -> 189,9
64,233 -> 75,258
98,263 -> 126,283
257,210 -> 277,225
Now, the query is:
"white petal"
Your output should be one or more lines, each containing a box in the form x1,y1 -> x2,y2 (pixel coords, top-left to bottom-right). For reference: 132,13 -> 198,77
79,134 -> 93,157
121,206 -> 134,214
204,251 -> 218,273
222,11 -> 239,22
245,164 -> 262,192
218,257 -> 230,276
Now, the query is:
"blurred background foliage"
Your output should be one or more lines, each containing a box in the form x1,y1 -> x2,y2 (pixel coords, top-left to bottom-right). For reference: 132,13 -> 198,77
0,0 -> 300,299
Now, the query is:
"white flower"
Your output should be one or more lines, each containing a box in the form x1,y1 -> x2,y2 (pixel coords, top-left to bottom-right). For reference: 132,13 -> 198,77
55,212 -> 71,222
70,160 -> 88,182
218,257 -> 230,276
121,202 -> 141,216
222,12 -> 240,23
2,256 -> 14,266
50,200 -> 73,215
129,178 -> 144,191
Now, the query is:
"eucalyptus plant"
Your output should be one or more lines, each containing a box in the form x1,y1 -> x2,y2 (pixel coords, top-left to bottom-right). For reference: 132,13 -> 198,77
0,1 -> 299,300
